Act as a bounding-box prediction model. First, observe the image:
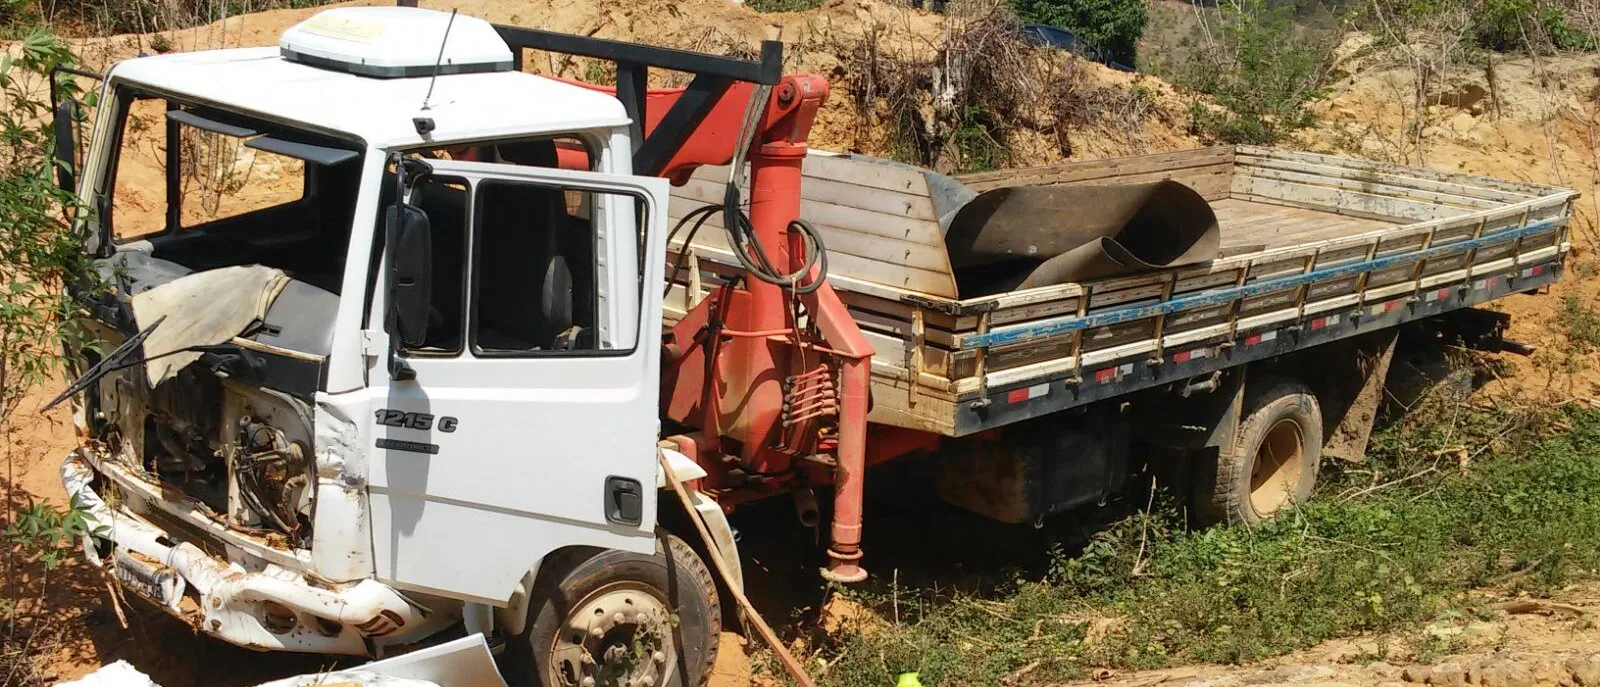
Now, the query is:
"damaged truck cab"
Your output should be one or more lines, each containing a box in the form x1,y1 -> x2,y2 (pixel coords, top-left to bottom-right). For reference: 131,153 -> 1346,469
59,7 -> 711,676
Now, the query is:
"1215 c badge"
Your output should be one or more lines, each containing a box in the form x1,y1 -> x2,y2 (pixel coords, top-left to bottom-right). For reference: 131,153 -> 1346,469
375,410 -> 458,432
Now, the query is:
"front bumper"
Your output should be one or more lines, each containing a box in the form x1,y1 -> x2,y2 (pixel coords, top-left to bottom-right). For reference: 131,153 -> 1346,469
62,450 -> 432,655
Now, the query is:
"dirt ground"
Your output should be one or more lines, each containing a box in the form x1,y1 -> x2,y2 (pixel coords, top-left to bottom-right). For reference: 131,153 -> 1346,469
1071,582 -> 1600,687
9,0 -> 1600,685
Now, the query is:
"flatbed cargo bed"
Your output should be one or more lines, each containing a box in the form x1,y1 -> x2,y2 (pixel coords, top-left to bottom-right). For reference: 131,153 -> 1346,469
666,145 -> 1576,437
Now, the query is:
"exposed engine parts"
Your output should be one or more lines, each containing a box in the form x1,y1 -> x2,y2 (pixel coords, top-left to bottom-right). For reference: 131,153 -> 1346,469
233,416 -> 314,544
95,361 -> 317,547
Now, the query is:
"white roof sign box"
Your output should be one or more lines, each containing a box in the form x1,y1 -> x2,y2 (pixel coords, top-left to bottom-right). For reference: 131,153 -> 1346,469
280,7 -> 513,78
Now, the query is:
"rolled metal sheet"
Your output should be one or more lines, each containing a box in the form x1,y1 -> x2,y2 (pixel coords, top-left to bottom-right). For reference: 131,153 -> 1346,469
944,179 -> 1221,296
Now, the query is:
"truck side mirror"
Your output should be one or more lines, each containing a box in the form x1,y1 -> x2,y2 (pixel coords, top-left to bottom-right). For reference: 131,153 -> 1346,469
384,203 -> 433,349
53,98 -> 76,192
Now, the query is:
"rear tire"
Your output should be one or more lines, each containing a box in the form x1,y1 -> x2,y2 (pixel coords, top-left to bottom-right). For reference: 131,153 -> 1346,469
1194,379 -> 1322,525
510,534 -> 721,687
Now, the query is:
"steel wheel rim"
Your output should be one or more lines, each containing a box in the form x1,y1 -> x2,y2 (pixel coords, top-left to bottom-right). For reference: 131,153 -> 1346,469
1249,418 -> 1305,516
548,581 -> 677,687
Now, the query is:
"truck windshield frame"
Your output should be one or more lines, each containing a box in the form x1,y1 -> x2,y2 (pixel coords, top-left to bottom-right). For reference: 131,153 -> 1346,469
92,82 -> 366,252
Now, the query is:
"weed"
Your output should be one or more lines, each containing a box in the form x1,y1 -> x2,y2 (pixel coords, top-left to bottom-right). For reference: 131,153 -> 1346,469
1175,0 -> 1332,145
838,4 -> 1038,172
1560,295 -> 1600,353
0,31 -> 103,687
745,0 -> 823,11
820,402 -> 1600,684
1474,0 -> 1596,52
834,2 -> 1156,171
581,59 -> 609,85
951,103 -> 1012,173
5,498 -> 97,573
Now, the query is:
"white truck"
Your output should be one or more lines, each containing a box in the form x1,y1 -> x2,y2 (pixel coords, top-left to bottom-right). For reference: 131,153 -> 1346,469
56,8 -> 732,687
48,5 -> 1574,687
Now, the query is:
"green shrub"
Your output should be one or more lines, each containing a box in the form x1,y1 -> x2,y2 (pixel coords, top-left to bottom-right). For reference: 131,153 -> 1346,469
1177,0 -> 1330,145
1012,0 -> 1148,65
0,33 -> 104,687
1560,295 -> 1600,353
1473,0 -> 1595,52
745,0 -> 823,11
0,30 -> 98,425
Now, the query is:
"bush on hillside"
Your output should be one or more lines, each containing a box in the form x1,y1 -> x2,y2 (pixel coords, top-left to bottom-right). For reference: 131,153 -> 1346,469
1012,0 -> 1148,65
1178,0 -> 1332,144
0,31 -> 103,687
1473,0 -> 1595,51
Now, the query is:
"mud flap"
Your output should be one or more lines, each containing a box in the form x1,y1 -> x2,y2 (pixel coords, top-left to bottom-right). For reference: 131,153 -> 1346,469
1317,330 -> 1399,462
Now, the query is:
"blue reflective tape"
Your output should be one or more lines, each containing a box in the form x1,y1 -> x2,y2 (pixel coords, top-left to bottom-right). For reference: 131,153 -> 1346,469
960,219 -> 1562,350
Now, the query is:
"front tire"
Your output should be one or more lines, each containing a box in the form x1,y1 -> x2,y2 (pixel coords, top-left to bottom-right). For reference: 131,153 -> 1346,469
513,534 -> 721,687
1194,378 -> 1322,525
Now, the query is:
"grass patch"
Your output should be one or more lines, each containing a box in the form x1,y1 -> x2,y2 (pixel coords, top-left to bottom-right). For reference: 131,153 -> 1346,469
1561,295 -> 1600,354
744,0 -> 823,12
817,401 -> 1600,685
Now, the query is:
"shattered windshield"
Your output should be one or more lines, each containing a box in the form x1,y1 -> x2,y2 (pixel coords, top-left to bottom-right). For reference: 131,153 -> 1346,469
99,90 -> 364,296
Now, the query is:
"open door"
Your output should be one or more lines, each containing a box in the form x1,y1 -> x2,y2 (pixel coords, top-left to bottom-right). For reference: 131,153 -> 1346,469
364,158 -> 668,603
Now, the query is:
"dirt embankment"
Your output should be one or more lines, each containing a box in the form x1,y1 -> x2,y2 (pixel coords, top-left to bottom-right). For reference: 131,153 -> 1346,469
1305,37 -> 1600,399
56,0 -> 1197,167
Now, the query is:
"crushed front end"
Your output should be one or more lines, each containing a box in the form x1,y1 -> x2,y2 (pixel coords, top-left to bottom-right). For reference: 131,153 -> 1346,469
59,262 -> 451,655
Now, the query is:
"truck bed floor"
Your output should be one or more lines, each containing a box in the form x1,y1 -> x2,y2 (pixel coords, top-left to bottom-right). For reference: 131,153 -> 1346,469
1213,198 -> 1394,253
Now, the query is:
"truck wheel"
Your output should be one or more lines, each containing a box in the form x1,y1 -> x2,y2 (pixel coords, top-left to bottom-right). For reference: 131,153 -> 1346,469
516,534 -> 721,687
1195,379 -> 1322,525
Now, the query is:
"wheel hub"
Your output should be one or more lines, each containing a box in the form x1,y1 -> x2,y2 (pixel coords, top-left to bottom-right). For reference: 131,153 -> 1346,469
551,584 -> 676,687
1249,418 -> 1305,516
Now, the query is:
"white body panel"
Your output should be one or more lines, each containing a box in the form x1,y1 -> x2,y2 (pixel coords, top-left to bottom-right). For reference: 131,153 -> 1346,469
61,7 -> 705,651
104,48 -> 627,149
363,161 -> 670,603
280,7 -> 512,72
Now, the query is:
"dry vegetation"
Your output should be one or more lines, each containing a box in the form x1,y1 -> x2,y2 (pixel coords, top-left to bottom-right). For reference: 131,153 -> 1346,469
826,2 -> 1175,172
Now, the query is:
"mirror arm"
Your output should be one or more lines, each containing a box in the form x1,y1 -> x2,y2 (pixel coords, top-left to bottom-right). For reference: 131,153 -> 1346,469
388,349 -> 415,381
53,99 -> 77,193
384,155 -> 433,382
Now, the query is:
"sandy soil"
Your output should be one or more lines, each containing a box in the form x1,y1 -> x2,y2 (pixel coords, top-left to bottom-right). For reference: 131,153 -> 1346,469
1072,583 -> 1600,687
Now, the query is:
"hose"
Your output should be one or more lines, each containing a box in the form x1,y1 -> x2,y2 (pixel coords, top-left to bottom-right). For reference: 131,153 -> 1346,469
664,197 -> 829,297
663,79 -> 828,298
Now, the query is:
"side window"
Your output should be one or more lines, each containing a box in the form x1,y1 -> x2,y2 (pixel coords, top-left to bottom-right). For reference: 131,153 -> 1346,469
109,97 -> 168,240
418,135 -> 595,170
400,175 -> 470,354
471,180 -> 641,355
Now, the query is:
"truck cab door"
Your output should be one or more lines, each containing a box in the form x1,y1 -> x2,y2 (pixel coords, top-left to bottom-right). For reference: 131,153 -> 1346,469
364,158 -> 668,602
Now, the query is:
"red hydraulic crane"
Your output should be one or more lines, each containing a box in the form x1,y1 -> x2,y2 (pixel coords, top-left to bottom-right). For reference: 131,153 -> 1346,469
493,24 -> 876,582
